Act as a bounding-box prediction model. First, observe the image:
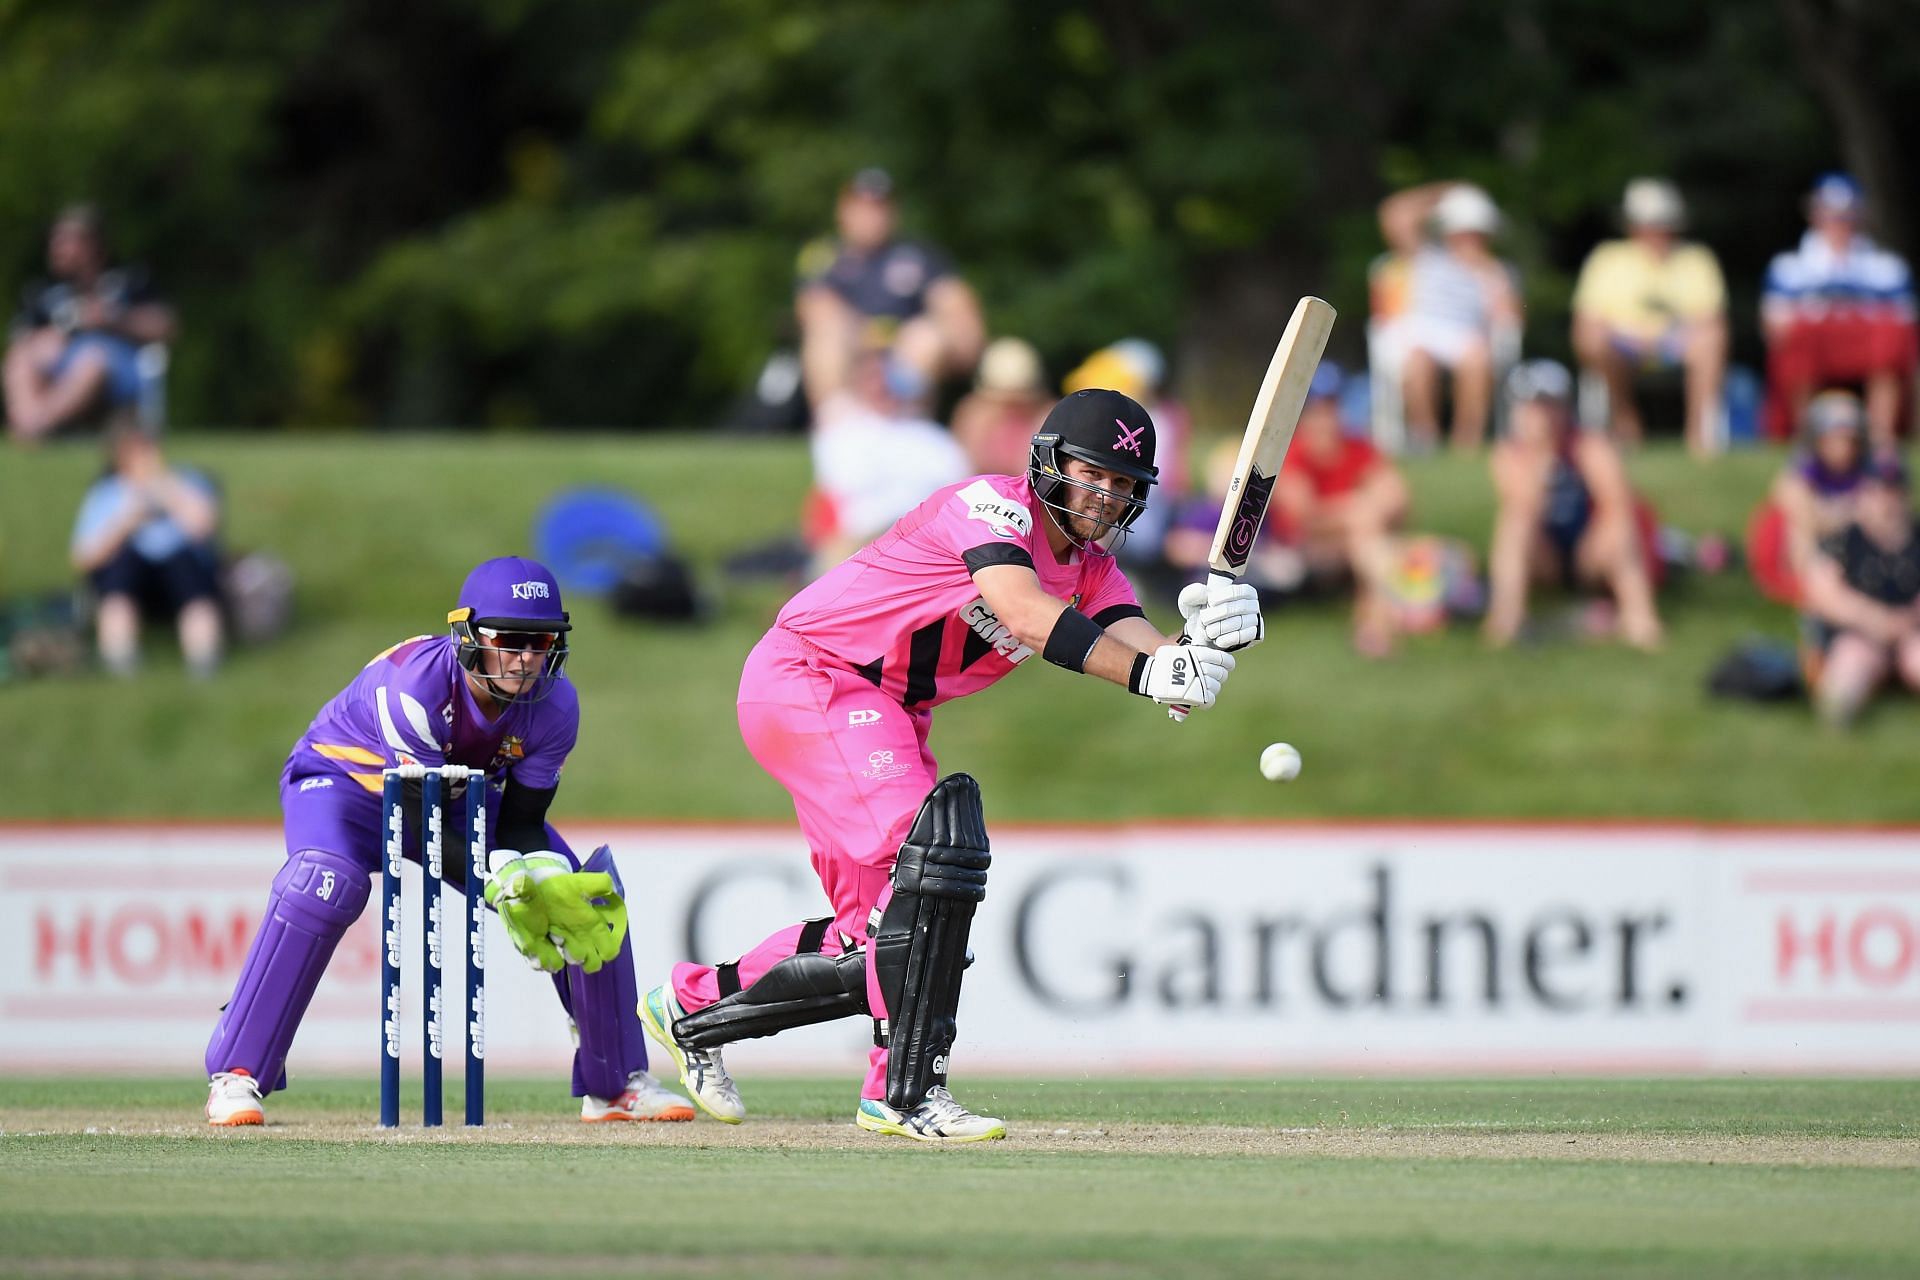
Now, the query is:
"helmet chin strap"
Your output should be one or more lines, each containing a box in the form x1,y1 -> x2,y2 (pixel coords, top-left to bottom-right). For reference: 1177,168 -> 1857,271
1041,495 -> 1124,558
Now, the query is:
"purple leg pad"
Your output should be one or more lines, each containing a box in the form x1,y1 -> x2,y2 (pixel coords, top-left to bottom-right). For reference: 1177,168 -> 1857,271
548,844 -> 648,1098
206,848 -> 369,1092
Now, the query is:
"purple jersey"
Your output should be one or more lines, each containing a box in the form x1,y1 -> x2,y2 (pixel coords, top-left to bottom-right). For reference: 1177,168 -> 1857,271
283,634 -> 578,796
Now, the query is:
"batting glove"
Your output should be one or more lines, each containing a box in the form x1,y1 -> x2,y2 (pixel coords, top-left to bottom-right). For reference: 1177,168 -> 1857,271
1178,580 -> 1264,652
1133,642 -> 1235,709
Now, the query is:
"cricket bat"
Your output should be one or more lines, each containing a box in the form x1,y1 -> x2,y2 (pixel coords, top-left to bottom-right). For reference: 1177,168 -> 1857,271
1170,295 -> 1336,721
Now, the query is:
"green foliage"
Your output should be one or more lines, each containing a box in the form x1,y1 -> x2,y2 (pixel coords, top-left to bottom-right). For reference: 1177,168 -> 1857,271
0,1 -> 1915,425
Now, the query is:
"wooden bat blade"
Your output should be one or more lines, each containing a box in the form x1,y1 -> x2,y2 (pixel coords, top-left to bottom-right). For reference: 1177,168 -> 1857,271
1206,296 -> 1337,577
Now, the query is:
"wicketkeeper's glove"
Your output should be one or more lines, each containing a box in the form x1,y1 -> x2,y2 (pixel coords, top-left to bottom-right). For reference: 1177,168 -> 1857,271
483,852 -> 628,975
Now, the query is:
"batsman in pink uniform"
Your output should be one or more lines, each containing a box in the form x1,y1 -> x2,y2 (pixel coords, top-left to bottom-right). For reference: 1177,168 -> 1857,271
640,389 -> 1264,1142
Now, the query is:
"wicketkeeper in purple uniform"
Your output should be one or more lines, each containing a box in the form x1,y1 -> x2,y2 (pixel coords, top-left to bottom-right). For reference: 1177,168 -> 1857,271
204,556 -> 692,1125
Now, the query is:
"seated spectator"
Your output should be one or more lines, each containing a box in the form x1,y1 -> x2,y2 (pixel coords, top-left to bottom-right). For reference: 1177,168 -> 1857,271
1750,391 -> 1878,605
1762,173 -> 1918,448
794,168 -> 984,414
6,205 -> 176,444
1803,455 -> 1920,727
1062,338 -> 1192,572
806,342 -> 968,573
1484,360 -> 1663,651
950,337 -> 1050,476
1572,179 -> 1729,456
1374,182 -> 1522,451
70,424 -> 222,677
1270,363 -> 1411,654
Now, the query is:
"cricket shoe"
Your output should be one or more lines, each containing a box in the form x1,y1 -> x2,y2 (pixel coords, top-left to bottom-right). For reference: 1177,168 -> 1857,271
856,1086 -> 1006,1143
638,984 -> 746,1124
581,1069 -> 695,1123
206,1069 -> 265,1126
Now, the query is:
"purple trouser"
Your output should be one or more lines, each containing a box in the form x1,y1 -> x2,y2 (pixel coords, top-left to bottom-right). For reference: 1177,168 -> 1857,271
204,775 -> 648,1098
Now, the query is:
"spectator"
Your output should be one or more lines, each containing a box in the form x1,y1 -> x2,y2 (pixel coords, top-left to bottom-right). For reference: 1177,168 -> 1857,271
1062,338 -> 1191,573
1572,179 -> 1729,456
794,168 -> 984,413
1752,391 -> 1878,605
806,341 -> 968,573
1762,173 -> 1918,448
1375,182 -> 1522,451
1269,363 -> 1411,654
950,337 -> 1050,476
6,205 -> 176,444
1484,360 -> 1663,651
69,423 -> 222,677
1803,455 -> 1920,728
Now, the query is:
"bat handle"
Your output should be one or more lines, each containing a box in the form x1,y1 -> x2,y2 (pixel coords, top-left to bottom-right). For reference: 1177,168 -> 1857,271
1166,571 -> 1242,723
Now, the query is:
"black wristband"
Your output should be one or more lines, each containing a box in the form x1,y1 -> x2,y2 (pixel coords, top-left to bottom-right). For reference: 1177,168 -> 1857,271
1127,651 -> 1151,695
1042,607 -> 1105,673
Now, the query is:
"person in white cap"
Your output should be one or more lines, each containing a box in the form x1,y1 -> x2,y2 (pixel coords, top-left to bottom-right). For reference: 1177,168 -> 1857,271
1571,179 -> 1729,457
1376,182 -> 1522,450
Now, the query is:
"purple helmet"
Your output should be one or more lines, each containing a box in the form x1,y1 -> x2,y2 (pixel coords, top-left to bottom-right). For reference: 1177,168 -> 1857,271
447,556 -> 571,703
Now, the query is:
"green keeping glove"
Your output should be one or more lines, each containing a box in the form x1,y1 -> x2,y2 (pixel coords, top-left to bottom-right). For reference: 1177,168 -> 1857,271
534,871 -> 627,975
482,852 -> 567,973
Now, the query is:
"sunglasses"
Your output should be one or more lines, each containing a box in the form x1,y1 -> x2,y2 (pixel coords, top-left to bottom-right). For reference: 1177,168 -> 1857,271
477,626 -> 563,653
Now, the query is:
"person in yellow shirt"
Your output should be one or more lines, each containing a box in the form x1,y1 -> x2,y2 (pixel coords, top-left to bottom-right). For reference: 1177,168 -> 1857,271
1571,179 -> 1729,457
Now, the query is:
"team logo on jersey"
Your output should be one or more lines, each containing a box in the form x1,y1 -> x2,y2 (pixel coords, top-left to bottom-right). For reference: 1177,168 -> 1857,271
956,478 -> 1032,540
959,598 -> 1034,665
510,580 -> 551,600
489,735 -> 526,773
849,709 -> 883,727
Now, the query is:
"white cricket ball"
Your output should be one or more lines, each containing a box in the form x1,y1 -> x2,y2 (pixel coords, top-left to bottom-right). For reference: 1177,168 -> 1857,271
1260,742 -> 1301,782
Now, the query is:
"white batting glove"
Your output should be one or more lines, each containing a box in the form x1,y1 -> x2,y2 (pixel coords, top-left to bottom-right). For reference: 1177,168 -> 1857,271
1134,643 -> 1235,709
1178,580 -> 1264,652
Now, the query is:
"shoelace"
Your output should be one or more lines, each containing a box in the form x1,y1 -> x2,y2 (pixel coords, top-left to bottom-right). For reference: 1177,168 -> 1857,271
920,1087 -> 975,1124
213,1072 -> 261,1099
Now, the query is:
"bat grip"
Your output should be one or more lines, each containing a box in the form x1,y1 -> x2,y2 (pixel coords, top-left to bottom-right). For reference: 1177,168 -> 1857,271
1167,572 -> 1241,723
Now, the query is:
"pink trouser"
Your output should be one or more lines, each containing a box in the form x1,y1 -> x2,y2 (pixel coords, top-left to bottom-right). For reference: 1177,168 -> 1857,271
673,629 -> 936,1099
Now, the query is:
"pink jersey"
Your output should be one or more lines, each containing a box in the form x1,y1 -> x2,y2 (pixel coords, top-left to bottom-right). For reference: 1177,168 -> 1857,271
773,474 -> 1143,708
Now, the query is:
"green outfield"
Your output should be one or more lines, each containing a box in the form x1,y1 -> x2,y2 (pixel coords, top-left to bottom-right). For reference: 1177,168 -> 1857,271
2,1077 -> 1915,1279
4,433 -> 1918,823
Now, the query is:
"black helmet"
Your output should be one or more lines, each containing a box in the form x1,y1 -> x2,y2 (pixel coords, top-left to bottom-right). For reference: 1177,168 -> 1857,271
1027,388 -> 1159,553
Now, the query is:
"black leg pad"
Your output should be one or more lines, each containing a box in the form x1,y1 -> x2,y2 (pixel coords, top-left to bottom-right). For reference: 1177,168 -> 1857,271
872,773 -> 991,1110
674,920 -> 869,1050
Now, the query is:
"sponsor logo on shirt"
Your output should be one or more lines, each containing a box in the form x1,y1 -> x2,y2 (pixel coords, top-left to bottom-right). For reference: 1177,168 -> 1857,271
959,598 -> 1035,665
510,580 -> 551,600
849,709 -> 883,726
863,748 -> 913,782
957,478 -> 1032,540
299,776 -> 334,792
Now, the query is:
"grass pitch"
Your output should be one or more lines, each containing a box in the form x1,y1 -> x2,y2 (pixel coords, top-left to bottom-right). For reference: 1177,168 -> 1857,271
3,1077 -> 1916,1278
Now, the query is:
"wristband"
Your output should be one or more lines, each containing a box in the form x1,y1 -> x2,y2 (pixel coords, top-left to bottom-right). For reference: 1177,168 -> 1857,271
1126,651 -> 1151,695
1042,607 -> 1105,673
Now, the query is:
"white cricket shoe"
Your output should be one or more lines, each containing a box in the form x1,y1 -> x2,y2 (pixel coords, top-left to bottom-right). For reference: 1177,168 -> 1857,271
638,983 -> 746,1124
206,1069 -> 265,1126
856,1086 -> 1006,1143
581,1070 -> 696,1123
